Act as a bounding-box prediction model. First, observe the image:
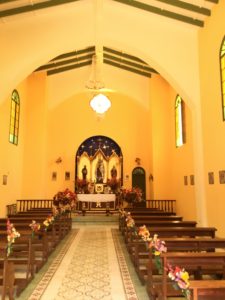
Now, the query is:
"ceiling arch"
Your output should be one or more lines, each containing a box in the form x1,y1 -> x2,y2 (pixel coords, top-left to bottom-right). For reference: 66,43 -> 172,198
0,0 -> 218,107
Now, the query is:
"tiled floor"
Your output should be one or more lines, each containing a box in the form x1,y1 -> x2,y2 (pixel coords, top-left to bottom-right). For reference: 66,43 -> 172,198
17,221 -> 183,300
41,226 -> 127,300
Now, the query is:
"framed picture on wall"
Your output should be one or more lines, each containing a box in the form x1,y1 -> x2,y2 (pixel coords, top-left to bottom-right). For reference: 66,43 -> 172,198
65,172 -> 70,180
219,170 -> 225,184
190,175 -> 195,185
3,175 -> 7,185
208,172 -> 214,184
52,172 -> 57,181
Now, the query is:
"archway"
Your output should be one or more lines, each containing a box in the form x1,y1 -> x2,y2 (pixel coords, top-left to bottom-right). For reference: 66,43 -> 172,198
132,167 -> 146,200
75,135 -> 123,193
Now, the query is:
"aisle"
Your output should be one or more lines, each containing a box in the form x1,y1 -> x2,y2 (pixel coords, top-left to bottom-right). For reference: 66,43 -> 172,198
25,225 -> 139,300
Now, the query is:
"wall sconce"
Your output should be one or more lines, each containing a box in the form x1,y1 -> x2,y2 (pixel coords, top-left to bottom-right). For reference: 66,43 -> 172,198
55,157 -> 62,164
149,174 -> 154,181
135,157 -> 141,165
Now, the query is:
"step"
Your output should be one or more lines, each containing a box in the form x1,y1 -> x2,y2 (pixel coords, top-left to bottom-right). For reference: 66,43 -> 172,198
72,214 -> 119,223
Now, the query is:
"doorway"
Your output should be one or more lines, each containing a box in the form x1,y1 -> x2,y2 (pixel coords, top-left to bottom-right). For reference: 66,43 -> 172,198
132,167 -> 146,200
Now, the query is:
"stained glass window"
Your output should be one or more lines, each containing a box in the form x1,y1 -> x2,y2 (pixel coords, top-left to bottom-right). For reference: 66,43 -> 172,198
9,90 -> 20,145
175,95 -> 185,147
220,37 -> 225,120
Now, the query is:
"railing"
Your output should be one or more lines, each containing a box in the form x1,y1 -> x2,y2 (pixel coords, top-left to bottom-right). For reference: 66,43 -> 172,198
146,199 -> 176,213
16,199 -> 53,212
6,204 -> 17,216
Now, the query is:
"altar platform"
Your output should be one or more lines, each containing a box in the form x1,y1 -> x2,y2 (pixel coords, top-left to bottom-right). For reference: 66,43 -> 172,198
72,213 -> 119,225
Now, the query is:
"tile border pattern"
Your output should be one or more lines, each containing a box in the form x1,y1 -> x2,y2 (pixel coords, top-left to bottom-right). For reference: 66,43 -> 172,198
27,229 -> 79,300
25,227 -> 139,300
111,229 -> 139,300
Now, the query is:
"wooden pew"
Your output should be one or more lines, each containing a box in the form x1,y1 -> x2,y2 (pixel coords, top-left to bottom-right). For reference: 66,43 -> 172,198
0,207 -> 72,298
124,209 -> 176,216
0,257 -> 15,300
146,252 -> 225,300
124,226 -> 217,244
129,237 -> 225,284
189,280 -> 225,300
131,215 -> 183,221
0,225 -> 55,263
119,215 -> 183,232
0,213 -> 72,244
0,216 -> 72,239
0,237 -> 35,298
123,221 -> 197,238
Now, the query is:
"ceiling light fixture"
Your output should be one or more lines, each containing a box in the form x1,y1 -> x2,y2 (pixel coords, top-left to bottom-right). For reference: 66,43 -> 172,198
86,53 -> 111,115
86,0 -> 111,115
90,93 -> 111,114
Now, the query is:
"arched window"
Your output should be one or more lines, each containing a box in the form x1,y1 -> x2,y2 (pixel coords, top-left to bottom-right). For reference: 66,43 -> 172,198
175,95 -> 185,147
9,90 -> 20,145
220,37 -> 225,120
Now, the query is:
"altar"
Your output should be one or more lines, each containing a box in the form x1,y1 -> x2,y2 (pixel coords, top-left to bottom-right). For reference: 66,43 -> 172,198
77,194 -> 116,211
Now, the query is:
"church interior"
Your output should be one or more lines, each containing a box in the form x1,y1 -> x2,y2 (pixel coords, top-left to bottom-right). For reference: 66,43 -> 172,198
1,0 -> 225,299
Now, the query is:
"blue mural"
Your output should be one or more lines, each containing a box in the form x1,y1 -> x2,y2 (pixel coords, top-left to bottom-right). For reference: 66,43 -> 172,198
76,135 -> 122,158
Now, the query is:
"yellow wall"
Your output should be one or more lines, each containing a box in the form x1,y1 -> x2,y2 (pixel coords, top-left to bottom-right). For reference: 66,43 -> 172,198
22,73 -> 48,198
1,1 -> 225,237
150,75 -> 174,198
0,69 -> 197,223
46,91 -> 151,199
0,81 -> 27,216
149,75 -> 196,221
199,1 -> 225,237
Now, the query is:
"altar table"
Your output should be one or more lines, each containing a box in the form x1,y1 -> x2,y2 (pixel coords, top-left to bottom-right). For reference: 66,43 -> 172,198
77,194 -> 115,202
77,194 -> 116,210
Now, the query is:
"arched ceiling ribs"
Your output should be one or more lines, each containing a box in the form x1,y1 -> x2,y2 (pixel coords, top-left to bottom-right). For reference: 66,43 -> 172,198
0,0 -> 219,27
35,46 -> 158,78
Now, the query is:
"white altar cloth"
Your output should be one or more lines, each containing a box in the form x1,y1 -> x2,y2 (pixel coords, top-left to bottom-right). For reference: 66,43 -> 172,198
77,194 -> 116,202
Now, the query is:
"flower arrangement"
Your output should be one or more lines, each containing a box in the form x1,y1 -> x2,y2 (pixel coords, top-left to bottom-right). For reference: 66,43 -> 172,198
29,220 -> 41,238
43,215 -> 54,231
107,177 -> 120,192
121,187 -> 142,203
149,234 -> 167,256
52,205 -> 60,218
76,178 -> 89,193
119,208 -> 127,218
6,219 -> 20,257
125,213 -> 137,234
138,225 -> 151,242
53,188 -> 76,210
126,213 -> 136,228
167,264 -> 191,300
148,234 -> 167,274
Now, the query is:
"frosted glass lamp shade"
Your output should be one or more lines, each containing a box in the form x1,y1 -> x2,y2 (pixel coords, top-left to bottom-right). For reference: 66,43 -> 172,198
90,93 -> 111,114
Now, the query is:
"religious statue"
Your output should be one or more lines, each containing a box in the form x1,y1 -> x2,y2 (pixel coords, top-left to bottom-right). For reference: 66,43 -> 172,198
82,165 -> 87,180
111,165 -> 117,178
96,159 -> 104,183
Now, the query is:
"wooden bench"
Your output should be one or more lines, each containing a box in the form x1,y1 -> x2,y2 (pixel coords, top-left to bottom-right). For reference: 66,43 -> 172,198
119,215 -> 183,232
5,213 -> 72,236
123,209 -> 176,216
124,226 -> 217,244
122,220 -> 197,236
128,237 -> 225,284
0,214 -> 71,244
0,257 -> 15,300
189,280 -> 225,300
146,252 -> 225,300
0,226 -> 55,262
0,237 -> 35,298
131,215 -> 183,221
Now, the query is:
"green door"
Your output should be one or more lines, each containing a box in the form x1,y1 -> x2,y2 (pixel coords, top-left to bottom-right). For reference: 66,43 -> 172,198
132,167 -> 146,200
